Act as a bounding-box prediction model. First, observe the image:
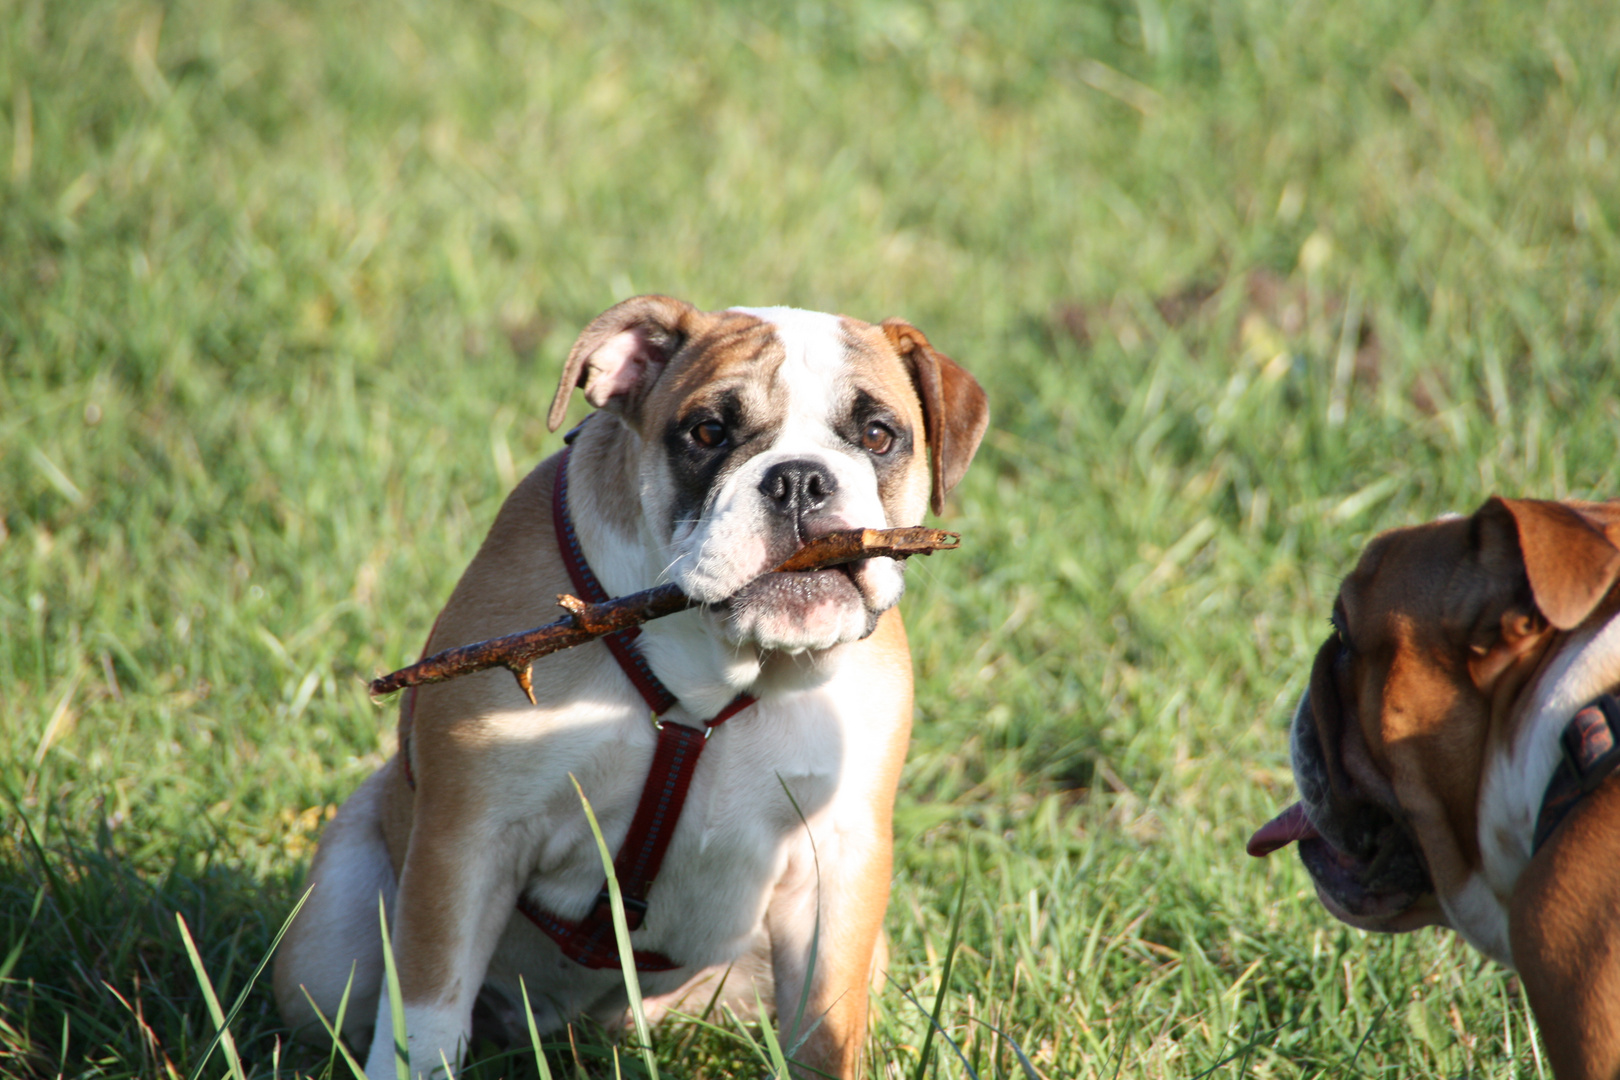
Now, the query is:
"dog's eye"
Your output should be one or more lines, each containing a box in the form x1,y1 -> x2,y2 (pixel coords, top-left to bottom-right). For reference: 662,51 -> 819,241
1330,610 -> 1353,654
690,420 -> 727,448
860,422 -> 895,455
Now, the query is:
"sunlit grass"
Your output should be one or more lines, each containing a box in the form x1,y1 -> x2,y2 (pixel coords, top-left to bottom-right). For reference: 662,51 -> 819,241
4,0 -> 1620,1075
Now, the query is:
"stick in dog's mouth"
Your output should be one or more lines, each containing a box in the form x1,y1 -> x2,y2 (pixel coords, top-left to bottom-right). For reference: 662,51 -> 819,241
368,527 -> 961,703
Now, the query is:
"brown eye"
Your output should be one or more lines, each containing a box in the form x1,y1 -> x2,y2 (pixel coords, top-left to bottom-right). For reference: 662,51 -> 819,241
691,420 -> 727,448
861,422 -> 895,454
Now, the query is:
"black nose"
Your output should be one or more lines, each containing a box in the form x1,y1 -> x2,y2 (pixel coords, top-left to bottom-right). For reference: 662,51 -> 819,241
758,459 -> 836,519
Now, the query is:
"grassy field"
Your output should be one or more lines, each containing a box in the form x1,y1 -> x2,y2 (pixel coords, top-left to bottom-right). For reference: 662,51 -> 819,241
5,0 -> 1620,1076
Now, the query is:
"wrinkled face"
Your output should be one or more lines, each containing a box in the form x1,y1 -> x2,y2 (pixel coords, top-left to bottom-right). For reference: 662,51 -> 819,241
1262,520 -> 1502,933
640,307 -> 932,653
1249,498 -> 1620,964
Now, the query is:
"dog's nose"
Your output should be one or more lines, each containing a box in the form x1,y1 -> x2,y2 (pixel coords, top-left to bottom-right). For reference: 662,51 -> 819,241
759,459 -> 836,519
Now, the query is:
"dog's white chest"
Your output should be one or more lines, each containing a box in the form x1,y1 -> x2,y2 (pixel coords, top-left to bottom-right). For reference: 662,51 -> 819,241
509,685 -> 850,966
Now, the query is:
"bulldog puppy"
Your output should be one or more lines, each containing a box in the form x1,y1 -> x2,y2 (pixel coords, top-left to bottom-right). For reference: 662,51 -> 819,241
1248,496 -> 1620,1079
272,296 -> 988,1080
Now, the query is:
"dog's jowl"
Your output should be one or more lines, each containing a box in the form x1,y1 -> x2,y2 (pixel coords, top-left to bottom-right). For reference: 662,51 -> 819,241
273,296 -> 989,1080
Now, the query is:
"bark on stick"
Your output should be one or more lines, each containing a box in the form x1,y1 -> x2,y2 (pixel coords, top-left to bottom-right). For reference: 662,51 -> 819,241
368,527 -> 960,704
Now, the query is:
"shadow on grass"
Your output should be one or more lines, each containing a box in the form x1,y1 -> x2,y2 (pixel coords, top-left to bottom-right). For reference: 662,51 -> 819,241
0,798 -> 674,1080
0,798 -> 300,1078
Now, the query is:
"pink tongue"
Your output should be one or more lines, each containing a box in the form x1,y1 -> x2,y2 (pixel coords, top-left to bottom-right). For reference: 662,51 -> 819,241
1247,801 -> 1320,857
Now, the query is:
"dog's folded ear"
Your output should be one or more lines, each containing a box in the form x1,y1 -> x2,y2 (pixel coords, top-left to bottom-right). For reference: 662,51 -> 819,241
1474,497 -> 1620,632
881,319 -> 990,516
548,295 -> 697,432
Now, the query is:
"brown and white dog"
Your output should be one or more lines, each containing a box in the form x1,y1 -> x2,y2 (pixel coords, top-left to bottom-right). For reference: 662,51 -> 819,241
272,296 -> 987,1079
1248,496 -> 1620,1079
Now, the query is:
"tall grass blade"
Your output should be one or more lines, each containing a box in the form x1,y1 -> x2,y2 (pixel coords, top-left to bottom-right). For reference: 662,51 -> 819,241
718,1003 -> 776,1072
1344,1000 -> 1387,1072
1186,1023 -> 1283,1080
968,1018 -> 1039,1080
755,988 -> 793,1078
887,978 -> 981,1080
299,975 -> 370,1080
0,884 -> 45,983
519,975 -> 557,1080
570,773 -> 659,1080
329,963 -> 361,1079
774,774 -> 821,1059
184,885 -> 314,1080
379,894 -> 411,1080
175,913 -> 247,1080
910,875 -> 968,1080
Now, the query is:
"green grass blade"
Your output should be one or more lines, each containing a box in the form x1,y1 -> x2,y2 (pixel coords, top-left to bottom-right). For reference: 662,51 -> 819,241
0,884 -> 45,983
175,913 -> 247,1080
299,976 -> 370,1080
755,987 -> 793,1079
910,875 -> 968,1080
967,1018 -> 1039,1080
329,962 -> 360,1080
887,979 -> 980,1080
773,775 -> 820,1059
519,975 -> 557,1080
378,894 -> 411,1080
570,773 -> 659,1080
718,1003 -> 776,1072
184,885 -> 315,1080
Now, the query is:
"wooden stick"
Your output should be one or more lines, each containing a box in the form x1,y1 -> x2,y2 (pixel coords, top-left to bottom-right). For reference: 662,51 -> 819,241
369,527 -> 960,704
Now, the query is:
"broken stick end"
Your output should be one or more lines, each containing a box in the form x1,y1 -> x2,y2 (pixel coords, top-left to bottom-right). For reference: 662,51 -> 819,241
512,663 -> 537,705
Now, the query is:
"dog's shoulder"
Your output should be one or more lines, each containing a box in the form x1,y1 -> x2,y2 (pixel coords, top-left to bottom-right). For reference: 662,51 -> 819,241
409,453 -> 611,731
431,453 -> 567,652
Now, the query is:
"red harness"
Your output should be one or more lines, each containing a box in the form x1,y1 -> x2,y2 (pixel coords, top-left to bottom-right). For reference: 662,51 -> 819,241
400,447 -> 754,971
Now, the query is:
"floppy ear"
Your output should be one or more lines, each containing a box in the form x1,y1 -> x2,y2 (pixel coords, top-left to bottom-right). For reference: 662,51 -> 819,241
881,319 -> 990,515
547,295 -> 697,432
1473,496 -> 1620,632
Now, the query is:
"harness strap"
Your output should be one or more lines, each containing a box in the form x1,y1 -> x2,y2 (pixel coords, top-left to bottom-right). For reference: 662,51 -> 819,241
1533,693 -> 1620,852
521,447 -> 754,969
397,448 -> 756,969
551,445 -> 680,715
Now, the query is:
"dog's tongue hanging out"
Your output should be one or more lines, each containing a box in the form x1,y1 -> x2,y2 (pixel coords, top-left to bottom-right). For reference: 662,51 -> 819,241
1246,801 -> 1319,857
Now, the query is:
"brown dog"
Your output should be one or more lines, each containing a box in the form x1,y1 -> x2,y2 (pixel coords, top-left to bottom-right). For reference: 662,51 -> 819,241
273,297 -> 988,1078
1249,496 -> 1620,1079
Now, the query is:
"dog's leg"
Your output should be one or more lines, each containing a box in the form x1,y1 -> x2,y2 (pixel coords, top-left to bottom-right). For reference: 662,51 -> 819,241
362,785 -> 525,1080
274,767 -> 397,1046
767,823 -> 892,1080
1510,779 -> 1620,1080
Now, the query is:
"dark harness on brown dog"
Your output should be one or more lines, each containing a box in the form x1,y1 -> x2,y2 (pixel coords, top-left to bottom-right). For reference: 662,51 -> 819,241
1532,693 -> 1620,852
400,446 -> 754,971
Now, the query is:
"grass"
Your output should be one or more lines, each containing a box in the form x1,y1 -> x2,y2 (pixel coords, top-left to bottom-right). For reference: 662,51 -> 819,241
3,0 -> 1620,1075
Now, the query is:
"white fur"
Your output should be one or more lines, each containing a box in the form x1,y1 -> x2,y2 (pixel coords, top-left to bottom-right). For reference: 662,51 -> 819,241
573,491 -> 760,719
1470,614 -> 1620,967
276,304 -> 933,1078
671,307 -> 903,609
354,645 -> 904,1079
573,306 -> 909,712
1440,873 -> 1514,965
277,770 -> 397,1043
327,309 -> 926,1076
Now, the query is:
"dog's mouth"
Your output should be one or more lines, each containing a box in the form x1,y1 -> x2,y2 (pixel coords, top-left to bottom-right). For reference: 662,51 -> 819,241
1247,661 -> 1436,929
708,559 -> 881,651
1249,798 -> 1434,924
715,563 -> 867,612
